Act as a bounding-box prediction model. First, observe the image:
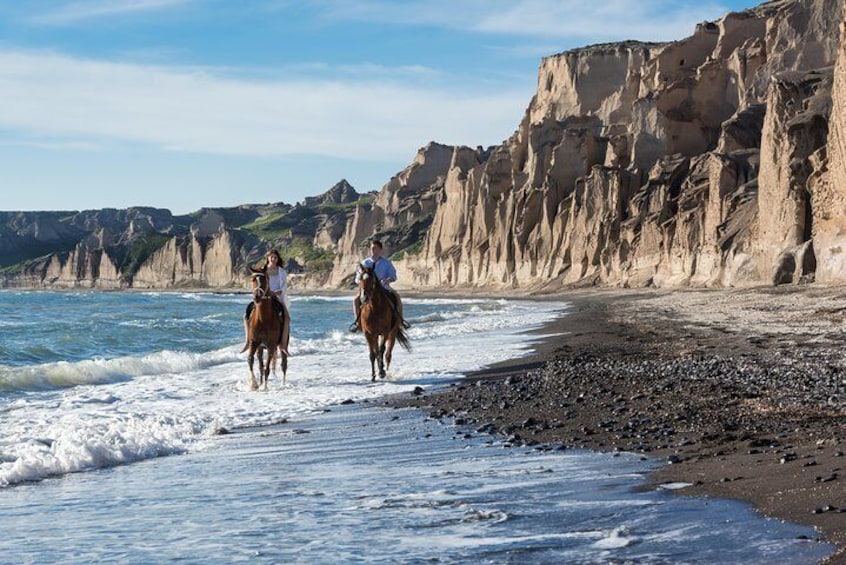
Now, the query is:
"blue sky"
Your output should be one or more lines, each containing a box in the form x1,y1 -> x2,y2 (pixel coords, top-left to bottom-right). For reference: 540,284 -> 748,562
0,0 -> 761,214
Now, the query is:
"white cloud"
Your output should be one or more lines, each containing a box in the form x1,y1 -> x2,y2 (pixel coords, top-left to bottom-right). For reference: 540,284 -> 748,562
29,0 -> 196,25
320,0 -> 731,43
0,138 -> 101,151
0,50 -> 528,160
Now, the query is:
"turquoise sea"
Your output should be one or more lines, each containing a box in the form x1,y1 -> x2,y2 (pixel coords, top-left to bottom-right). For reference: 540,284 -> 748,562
0,290 -> 833,563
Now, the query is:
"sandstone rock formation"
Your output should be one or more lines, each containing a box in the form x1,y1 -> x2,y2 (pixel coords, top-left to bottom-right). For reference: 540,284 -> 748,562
813,19 -> 846,282
326,0 -> 845,291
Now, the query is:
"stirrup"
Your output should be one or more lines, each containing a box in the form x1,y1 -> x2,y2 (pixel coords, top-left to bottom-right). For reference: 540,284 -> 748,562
349,322 -> 360,333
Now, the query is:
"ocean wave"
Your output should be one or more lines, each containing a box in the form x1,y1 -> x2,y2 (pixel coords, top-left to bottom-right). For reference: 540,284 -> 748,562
0,412 -> 201,487
0,347 -> 239,393
288,306 -> 527,357
294,295 -> 353,303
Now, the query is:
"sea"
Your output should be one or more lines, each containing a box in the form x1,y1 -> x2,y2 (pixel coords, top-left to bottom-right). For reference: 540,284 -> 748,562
0,290 -> 833,564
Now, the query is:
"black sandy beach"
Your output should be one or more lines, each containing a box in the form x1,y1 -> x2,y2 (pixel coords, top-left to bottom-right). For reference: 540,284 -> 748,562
392,286 -> 846,563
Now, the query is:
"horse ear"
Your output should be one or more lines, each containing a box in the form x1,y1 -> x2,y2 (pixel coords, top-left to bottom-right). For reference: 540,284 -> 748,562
249,266 -> 261,275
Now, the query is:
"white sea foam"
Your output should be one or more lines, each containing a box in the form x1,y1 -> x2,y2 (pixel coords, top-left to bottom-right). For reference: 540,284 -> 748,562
0,297 -> 567,487
593,527 -> 639,549
0,348 -> 238,392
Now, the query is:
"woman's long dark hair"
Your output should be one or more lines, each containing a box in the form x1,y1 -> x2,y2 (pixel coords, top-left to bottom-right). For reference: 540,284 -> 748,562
263,249 -> 283,269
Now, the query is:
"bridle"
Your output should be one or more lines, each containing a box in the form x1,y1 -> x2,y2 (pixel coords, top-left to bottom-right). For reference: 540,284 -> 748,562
358,263 -> 381,306
251,272 -> 272,302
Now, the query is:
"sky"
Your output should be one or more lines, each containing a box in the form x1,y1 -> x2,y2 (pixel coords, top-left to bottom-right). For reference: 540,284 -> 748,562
0,0 -> 763,214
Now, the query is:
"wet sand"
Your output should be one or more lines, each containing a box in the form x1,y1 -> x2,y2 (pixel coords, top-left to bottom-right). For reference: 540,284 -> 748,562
391,285 -> 846,563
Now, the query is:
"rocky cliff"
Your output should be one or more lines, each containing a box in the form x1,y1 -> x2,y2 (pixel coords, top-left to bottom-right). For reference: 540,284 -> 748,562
0,181 -> 362,289
326,0 -> 845,291
3,0 -> 845,292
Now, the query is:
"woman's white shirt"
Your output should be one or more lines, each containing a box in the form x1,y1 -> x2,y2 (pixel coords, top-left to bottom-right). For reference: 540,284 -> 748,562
268,268 -> 288,307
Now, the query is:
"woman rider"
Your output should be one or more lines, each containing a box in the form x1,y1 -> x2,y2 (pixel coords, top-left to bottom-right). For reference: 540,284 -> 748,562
242,249 -> 290,355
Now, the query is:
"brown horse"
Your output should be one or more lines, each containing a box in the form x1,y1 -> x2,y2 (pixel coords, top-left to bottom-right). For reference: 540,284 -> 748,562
357,263 -> 410,381
246,265 -> 288,390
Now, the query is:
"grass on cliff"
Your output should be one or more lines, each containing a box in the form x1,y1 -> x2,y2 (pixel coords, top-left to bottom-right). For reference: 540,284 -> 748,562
391,240 -> 423,261
283,237 -> 335,270
246,234 -> 335,273
110,234 -> 171,276
241,212 -> 300,241
314,194 -> 374,214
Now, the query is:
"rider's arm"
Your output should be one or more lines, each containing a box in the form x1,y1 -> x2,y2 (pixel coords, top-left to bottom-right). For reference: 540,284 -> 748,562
384,261 -> 397,283
376,261 -> 397,286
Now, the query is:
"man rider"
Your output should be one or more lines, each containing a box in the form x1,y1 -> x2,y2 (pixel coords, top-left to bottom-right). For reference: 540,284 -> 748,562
349,239 -> 411,333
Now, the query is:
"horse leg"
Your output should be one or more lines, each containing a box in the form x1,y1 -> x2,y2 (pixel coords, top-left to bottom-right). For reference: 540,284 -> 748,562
378,336 -> 387,379
278,349 -> 288,386
263,347 -> 273,392
366,333 -> 379,381
269,344 -> 280,388
262,347 -> 272,391
257,347 -> 266,391
385,333 -> 397,374
263,351 -> 272,392
247,346 -> 258,391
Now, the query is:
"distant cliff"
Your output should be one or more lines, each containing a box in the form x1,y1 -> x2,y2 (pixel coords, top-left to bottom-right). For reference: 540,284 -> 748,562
0,180 -> 363,289
2,0 -> 845,292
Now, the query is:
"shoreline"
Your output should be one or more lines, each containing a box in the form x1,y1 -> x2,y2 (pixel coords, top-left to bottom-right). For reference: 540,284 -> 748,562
389,285 -> 846,563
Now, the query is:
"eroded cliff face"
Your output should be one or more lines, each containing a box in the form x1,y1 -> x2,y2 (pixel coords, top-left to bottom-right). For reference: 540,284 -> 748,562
132,231 -> 241,288
813,20 -> 846,282
328,0 -> 845,291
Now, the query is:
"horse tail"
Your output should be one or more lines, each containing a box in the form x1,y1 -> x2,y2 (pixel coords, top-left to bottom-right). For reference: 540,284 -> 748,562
395,326 -> 411,352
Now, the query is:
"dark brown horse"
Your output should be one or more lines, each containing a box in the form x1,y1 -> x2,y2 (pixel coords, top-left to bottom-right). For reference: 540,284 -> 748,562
357,263 -> 410,381
246,265 -> 288,390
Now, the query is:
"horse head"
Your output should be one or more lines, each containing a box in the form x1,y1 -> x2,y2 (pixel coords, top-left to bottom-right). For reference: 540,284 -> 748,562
357,263 -> 381,305
249,266 -> 271,303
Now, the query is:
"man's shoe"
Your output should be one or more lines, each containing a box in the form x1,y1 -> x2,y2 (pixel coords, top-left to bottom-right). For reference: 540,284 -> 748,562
349,322 -> 360,333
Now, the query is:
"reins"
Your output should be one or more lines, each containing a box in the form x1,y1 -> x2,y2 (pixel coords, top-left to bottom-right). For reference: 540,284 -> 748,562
251,273 -> 273,301
358,263 -> 385,306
